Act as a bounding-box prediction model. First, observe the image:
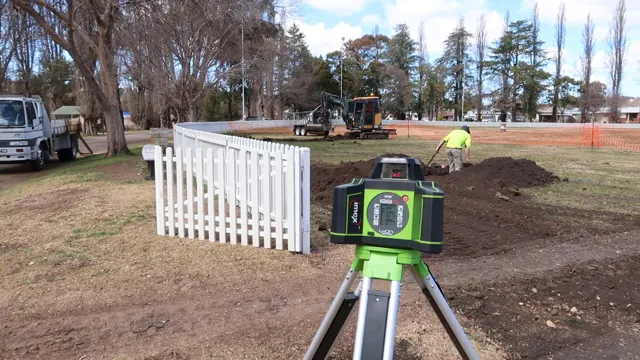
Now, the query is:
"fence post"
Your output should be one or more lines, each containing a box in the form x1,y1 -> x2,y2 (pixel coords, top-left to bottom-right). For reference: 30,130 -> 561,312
300,148 -> 311,254
186,148 -> 195,239
176,148 -> 185,238
155,146 -> 165,236
196,148 -> 205,240
166,147 -> 175,236
207,148 -> 216,241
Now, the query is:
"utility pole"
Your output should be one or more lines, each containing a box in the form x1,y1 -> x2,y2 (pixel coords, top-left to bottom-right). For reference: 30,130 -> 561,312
340,37 -> 344,99
241,14 -> 246,121
461,61 -> 465,122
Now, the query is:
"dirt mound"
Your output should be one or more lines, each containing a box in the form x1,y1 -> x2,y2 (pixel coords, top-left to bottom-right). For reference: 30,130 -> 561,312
441,157 -> 559,190
310,156 -> 558,204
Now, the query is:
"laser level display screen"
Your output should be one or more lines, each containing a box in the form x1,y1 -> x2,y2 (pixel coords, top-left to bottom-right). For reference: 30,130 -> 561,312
379,204 -> 398,227
367,192 -> 410,236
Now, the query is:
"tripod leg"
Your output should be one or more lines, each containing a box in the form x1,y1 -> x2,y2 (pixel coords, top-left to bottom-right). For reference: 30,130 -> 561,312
409,265 -> 480,360
320,281 -> 363,360
382,280 -> 401,360
352,276 -> 372,359
304,269 -> 359,360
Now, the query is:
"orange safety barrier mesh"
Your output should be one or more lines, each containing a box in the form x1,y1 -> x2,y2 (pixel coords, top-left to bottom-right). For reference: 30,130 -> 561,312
389,124 -> 640,151
235,123 -> 640,152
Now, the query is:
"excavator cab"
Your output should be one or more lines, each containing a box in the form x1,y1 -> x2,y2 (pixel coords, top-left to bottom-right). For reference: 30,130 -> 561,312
344,95 -> 395,139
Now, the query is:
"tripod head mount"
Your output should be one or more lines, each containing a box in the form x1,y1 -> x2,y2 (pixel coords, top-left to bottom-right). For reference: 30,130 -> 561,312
330,156 -> 445,254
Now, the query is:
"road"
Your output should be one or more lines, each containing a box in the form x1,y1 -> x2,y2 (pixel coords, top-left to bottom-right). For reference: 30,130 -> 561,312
0,132 -> 153,191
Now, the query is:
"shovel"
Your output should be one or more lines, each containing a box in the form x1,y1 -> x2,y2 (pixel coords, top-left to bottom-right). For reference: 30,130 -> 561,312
425,151 -> 438,167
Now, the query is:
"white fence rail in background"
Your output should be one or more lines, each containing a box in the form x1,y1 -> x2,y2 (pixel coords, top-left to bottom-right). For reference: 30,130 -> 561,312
155,121 -> 311,254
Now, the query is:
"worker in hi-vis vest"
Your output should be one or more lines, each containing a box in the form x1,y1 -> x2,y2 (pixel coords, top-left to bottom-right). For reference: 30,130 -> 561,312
435,125 -> 471,173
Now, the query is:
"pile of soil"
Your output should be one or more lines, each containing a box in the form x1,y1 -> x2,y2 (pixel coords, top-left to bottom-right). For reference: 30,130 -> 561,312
310,155 -> 558,205
442,157 -> 559,190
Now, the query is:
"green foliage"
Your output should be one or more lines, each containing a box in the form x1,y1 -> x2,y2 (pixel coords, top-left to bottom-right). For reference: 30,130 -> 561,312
488,19 -> 550,119
383,24 -> 417,117
437,21 -> 473,121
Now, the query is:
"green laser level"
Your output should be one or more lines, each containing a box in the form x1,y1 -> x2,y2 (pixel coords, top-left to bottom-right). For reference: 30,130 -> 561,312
330,157 -> 444,253
304,156 -> 480,360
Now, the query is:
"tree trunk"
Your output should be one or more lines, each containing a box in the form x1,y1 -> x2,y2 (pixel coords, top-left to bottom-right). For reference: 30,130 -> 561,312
97,25 -> 128,156
188,104 -> 198,122
99,70 -> 128,154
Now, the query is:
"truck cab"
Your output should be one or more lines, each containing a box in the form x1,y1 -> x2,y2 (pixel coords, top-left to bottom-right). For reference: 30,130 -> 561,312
0,95 -> 79,171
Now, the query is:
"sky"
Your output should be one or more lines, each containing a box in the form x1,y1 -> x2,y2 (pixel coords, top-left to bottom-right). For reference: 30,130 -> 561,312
286,0 -> 640,97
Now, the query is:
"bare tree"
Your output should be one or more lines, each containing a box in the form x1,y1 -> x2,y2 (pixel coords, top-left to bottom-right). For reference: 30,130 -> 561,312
12,0 -> 129,156
551,2 -> 566,122
417,20 -> 427,119
580,14 -> 595,122
10,9 -> 38,94
475,14 -> 486,123
606,0 -> 628,123
0,0 -> 16,92
135,0 -> 249,123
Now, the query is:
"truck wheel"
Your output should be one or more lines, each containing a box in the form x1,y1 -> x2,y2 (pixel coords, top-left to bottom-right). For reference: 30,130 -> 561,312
58,137 -> 78,162
294,127 -> 301,136
300,127 -> 307,136
30,147 -> 46,171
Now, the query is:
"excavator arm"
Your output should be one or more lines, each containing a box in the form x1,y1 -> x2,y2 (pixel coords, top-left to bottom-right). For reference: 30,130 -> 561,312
312,92 -> 347,124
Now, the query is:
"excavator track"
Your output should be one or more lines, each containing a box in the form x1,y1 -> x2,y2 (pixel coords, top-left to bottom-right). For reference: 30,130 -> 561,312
344,131 -> 390,140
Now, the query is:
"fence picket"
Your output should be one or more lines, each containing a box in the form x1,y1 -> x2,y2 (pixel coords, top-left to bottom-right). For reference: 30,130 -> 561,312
251,150 -> 260,247
293,149 -> 301,252
217,148 -> 226,243
176,148 -> 185,238
186,148 -> 195,239
286,149 -> 295,251
155,146 -> 165,235
262,151 -> 272,249
300,148 -> 311,254
274,150 -> 283,250
166,147 -> 175,236
196,149 -> 205,240
207,148 -> 215,241
239,149 -> 248,246
228,148 -> 237,245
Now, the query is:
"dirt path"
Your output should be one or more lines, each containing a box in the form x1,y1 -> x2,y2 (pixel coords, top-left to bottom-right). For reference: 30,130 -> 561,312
0,132 -> 152,191
428,229 -> 640,286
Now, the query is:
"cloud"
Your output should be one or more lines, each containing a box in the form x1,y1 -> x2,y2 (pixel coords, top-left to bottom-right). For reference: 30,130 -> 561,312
294,20 -> 363,56
360,14 -> 381,31
518,0 -> 640,28
305,0 -> 370,14
382,0 -> 505,55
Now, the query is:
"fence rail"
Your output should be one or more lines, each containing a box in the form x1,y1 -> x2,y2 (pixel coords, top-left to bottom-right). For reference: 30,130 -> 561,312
155,121 -> 311,254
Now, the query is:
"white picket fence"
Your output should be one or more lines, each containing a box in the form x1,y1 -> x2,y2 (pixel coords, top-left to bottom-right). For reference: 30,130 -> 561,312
154,122 -> 311,254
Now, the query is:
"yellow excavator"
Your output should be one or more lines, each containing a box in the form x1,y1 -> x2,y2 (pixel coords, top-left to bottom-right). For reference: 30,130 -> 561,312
344,94 -> 397,140
293,92 -> 397,140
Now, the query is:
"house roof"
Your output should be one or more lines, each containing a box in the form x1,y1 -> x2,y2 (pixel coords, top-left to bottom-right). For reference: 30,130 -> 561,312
51,105 -> 81,116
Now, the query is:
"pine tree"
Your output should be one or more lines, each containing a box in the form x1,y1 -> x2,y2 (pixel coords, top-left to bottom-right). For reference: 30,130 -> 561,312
488,19 -> 549,121
438,19 -> 472,121
385,24 -> 417,118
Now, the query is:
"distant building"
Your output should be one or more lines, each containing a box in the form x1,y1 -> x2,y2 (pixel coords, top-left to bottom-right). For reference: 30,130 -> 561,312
537,106 -> 640,123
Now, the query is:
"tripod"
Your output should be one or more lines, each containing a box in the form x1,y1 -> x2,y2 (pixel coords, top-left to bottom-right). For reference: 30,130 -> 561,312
303,246 -> 480,360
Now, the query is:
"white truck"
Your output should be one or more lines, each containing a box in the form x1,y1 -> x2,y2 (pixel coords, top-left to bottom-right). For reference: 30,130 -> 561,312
0,95 -> 80,171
